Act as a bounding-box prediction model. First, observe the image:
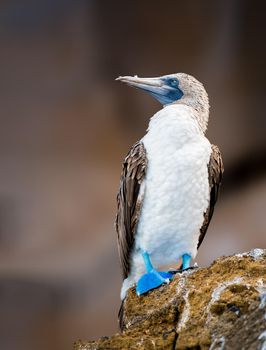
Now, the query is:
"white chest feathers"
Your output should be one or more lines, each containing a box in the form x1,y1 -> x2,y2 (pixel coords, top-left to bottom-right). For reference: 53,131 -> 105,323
133,104 -> 212,271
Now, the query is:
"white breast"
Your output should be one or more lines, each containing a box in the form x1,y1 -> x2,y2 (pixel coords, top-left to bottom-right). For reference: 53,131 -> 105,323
121,104 -> 212,299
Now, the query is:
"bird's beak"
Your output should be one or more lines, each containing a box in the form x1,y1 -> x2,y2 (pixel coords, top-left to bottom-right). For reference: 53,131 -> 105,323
116,75 -> 182,105
116,75 -> 163,93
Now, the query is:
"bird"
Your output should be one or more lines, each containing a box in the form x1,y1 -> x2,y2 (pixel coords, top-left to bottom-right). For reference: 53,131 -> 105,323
115,73 -> 223,316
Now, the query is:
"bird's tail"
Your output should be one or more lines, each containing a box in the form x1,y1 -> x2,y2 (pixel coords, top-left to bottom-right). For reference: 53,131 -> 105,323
118,300 -> 125,331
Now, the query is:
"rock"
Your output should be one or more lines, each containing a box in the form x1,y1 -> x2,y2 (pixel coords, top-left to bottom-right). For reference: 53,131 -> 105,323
74,249 -> 266,350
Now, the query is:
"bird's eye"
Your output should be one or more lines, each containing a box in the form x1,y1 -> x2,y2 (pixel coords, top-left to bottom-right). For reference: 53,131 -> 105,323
169,78 -> 178,87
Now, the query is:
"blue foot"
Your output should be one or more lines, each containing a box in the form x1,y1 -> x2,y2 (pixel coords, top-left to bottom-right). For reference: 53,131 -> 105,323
136,270 -> 173,295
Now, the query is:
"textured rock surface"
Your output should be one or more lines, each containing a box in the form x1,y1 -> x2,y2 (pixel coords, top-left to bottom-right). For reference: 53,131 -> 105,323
74,249 -> 266,350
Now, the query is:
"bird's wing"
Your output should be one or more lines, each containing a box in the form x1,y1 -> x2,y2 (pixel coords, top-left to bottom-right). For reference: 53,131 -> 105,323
116,141 -> 147,279
198,144 -> 224,249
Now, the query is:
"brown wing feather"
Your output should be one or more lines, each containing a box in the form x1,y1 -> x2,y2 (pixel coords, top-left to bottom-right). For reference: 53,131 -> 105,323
115,141 -> 147,279
198,144 -> 224,249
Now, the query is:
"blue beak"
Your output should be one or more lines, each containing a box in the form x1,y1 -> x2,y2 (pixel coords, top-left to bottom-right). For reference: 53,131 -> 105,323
116,75 -> 183,105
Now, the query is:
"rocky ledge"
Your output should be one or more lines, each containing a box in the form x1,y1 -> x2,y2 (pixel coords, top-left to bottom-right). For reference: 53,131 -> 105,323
74,249 -> 266,350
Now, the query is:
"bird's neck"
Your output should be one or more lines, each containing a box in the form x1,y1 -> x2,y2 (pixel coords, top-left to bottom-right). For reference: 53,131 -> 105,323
173,96 -> 209,134
147,104 -> 205,143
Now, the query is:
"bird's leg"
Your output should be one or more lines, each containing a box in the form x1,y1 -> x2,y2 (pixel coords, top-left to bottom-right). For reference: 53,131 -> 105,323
136,250 -> 173,296
142,251 -> 154,273
168,253 -> 194,275
182,253 -> 191,270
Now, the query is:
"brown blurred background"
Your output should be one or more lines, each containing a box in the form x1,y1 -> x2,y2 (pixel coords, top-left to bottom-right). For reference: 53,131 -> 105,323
0,0 -> 265,349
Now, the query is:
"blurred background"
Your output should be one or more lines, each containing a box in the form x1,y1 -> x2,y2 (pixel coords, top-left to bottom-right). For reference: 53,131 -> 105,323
0,0 -> 265,349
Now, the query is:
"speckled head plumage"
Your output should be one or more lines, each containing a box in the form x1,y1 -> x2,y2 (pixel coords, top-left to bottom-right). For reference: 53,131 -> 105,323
116,73 -> 209,133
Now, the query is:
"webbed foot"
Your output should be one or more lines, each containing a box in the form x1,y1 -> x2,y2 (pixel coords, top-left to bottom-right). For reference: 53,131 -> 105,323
136,270 -> 173,295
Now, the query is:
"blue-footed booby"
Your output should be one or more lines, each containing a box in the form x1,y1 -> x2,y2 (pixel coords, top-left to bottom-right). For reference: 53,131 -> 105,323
115,73 -> 223,305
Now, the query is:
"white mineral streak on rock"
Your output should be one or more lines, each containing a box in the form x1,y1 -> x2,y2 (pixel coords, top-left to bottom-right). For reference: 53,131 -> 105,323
235,248 -> 265,260
209,336 -> 225,350
259,331 -> 266,350
208,277 -> 266,348
136,337 -> 144,347
175,270 -> 196,332
235,252 -> 245,258
176,290 -> 190,332
256,279 -> 266,309
249,248 -> 265,260
125,320 -> 131,329
206,277 -> 243,322
256,279 -> 266,322
211,277 -> 243,304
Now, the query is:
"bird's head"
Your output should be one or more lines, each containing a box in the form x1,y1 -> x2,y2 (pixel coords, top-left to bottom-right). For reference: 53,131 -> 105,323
116,73 -> 209,132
